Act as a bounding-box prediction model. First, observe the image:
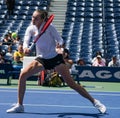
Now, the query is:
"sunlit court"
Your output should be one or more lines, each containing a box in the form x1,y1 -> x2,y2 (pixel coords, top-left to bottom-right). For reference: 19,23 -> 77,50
0,81 -> 120,118
1,0 -> 120,117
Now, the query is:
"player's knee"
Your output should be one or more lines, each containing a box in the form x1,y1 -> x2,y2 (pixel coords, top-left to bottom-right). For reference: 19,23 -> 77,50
19,71 -> 26,79
19,69 -> 31,80
67,81 -> 76,89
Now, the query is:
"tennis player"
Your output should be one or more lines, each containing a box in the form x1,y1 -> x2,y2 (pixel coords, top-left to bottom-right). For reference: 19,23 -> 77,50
6,9 -> 106,113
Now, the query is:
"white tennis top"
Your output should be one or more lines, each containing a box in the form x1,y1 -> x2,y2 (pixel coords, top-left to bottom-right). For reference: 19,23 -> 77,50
23,22 -> 63,59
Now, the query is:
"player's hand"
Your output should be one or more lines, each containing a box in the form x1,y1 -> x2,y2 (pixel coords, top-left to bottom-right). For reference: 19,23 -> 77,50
24,48 -> 30,55
56,43 -> 63,54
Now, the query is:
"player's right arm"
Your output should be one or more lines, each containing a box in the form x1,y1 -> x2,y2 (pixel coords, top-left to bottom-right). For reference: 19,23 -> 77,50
23,25 -> 38,54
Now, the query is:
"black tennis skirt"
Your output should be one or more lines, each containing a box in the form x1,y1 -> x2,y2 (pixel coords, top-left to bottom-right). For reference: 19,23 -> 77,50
35,54 -> 65,70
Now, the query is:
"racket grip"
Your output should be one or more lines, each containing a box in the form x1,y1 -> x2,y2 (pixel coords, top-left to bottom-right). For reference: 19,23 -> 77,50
29,42 -> 35,51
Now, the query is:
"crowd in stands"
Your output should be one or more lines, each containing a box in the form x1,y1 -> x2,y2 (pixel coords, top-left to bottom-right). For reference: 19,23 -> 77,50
0,31 -> 120,71
0,30 -> 24,71
0,30 -> 119,86
0,29 -> 120,82
0,0 -> 120,85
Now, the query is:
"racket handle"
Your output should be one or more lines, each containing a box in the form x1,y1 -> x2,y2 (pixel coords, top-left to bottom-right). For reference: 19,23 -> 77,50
29,42 -> 35,51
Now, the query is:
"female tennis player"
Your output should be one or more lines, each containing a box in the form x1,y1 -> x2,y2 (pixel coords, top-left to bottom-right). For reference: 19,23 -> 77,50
6,9 -> 106,114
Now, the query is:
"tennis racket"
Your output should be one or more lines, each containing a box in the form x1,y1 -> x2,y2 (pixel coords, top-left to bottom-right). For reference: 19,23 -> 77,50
29,14 -> 54,51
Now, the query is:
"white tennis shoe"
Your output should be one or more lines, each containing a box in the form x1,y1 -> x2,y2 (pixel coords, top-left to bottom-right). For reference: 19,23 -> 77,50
6,103 -> 24,113
6,100 -> 106,114
93,99 -> 106,114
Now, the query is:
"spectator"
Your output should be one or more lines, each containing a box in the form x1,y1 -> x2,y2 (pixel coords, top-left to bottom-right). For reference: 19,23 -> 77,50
8,31 -> 13,41
5,0 -> 15,16
12,55 -> 23,79
12,55 -> 23,70
13,35 -> 21,45
13,44 -> 25,62
0,52 -> 6,64
77,58 -> 86,66
92,55 -> 106,67
63,48 -> 73,69
92,51 -> 106,65
2,34 -> 13,45
5,45 -> 13,61
108,56 -> 120,67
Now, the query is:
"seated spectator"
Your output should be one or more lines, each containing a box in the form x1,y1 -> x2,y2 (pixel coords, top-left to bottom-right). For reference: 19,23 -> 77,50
63,48 -> 73,69
12,54 -> 23,79
5,45 -> 13,61
13,44 -> 25,62
2,34 -> 13,45
92,55 -> 106,67
0,52 -> 6,64
92,51 -> 106,65
0,51 -> 11,64
12,56 -> 23,70
71,58 -> 86,85
13,35 -> 21,45
108,56 -> 120,67
77,58 -> 86,66
8,31 -> 13,41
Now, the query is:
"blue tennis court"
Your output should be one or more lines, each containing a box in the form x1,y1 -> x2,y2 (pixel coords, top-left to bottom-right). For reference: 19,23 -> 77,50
0,88 -> 120,118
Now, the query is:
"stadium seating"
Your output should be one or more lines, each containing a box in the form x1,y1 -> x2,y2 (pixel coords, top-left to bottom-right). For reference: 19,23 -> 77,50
62,0 -> 120,64
0,0 -> 120,65
0,0 -> 50,46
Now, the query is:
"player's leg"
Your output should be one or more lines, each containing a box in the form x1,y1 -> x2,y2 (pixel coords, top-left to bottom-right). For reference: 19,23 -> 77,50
18,60 -> 44,105
6,60 -> 45,113
55,63 -> 94,102
55,63 -> 106,113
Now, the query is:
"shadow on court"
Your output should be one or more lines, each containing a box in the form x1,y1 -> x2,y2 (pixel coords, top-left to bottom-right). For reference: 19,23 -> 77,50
24,112 -> 107,118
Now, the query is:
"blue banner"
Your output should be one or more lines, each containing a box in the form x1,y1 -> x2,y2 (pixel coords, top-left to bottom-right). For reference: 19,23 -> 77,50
0,64 -> 13,79
75,66 -> 120,82
1,64 -> 120,82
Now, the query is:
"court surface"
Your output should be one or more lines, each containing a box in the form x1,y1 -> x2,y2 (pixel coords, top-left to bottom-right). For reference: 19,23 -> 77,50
0,87 -> 120,118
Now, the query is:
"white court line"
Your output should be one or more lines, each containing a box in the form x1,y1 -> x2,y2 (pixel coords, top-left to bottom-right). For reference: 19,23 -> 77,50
0,89 -> 120,96
0,103 -> 120,110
